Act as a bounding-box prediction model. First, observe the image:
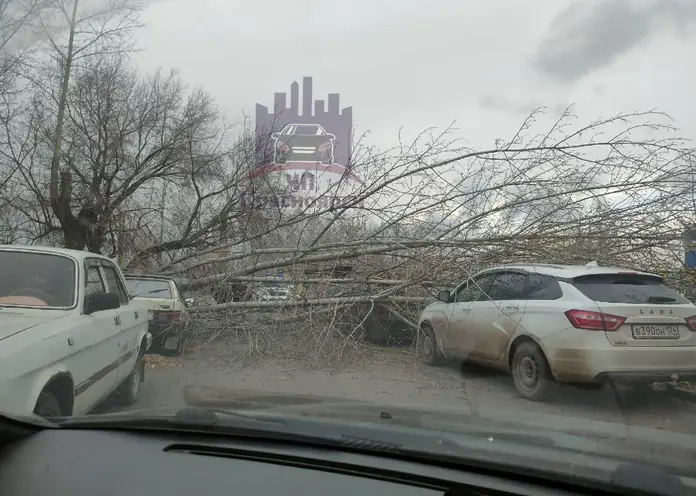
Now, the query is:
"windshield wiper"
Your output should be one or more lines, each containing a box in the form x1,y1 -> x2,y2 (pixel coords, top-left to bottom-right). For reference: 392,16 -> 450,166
131,288 -> 170,297
53,407 -> 408,453
646,296 -> 677,304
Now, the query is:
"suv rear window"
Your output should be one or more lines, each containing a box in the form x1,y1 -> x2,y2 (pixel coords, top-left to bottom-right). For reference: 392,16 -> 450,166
571,274 -> 690,304
125,279 -> 172,299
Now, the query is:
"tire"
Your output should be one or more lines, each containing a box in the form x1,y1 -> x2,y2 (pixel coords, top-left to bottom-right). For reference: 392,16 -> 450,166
511,341 -> 555,401
34,392 -> 62,418
117,350 -> 144,406
418,324 -> 442,365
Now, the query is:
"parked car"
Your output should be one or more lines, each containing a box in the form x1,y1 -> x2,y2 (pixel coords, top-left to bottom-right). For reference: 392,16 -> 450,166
418,262 -> 696,401
124,274 -> 190,355
0,245 -> 152,419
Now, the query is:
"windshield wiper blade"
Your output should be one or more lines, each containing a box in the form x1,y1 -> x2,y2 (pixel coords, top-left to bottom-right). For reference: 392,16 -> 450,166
132,288 -> 170,297
55,407 -> 283,428
647,296 -> 677,303
54,407 -> 412,453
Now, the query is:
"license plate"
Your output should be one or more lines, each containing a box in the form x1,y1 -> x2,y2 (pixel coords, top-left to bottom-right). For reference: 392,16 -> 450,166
631,325 -> 680,339
164,336 -> 180,351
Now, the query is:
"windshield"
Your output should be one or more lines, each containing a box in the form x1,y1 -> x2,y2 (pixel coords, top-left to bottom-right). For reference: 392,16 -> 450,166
126,279 -> 173,299
4,0 -> 696,490
0,251 -> 76,307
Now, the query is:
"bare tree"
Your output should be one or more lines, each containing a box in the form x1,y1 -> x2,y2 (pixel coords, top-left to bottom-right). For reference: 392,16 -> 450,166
35,0 -> 142,249
10,48 -> 243,254
141,108 -> 696,357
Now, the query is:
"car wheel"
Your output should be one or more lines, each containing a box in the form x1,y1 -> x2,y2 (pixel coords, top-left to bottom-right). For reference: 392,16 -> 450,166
34,392 -> 62,418
511,341 -> 555,401
118,351 -> 144,405
418,324 -> 442,365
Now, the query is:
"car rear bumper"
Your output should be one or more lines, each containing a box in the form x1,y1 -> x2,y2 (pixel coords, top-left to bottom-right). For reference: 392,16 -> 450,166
146,321 -> 184,354
148,321 -> 180,336
541,330 -> 696,383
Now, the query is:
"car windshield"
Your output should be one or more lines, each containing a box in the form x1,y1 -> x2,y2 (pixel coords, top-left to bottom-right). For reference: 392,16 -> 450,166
0,251 -> 76,307
126,279 -> 172,299
4,0 -> 696,490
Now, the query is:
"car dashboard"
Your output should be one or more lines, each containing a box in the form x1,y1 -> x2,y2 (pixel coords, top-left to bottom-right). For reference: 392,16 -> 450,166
0,426 -> 685,496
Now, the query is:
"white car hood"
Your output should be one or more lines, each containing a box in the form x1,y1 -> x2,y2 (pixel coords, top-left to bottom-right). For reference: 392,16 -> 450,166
0,311 -> 68,341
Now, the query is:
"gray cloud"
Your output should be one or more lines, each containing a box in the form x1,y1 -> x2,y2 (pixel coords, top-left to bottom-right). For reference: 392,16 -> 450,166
478,94 -> 543,115
532,0 -> 696,83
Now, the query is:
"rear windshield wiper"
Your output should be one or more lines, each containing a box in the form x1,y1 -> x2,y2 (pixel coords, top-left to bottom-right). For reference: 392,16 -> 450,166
646,296 -> 677,304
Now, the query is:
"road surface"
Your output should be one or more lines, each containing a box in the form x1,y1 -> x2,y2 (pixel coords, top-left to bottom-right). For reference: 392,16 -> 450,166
99,349 -> 696,434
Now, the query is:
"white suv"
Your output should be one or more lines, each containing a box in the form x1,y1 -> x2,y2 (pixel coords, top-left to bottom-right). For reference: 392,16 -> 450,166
418,263 -> 696,401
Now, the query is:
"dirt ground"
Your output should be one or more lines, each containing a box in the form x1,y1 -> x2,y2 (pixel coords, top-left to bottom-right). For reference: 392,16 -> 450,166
99,340 -> 696,435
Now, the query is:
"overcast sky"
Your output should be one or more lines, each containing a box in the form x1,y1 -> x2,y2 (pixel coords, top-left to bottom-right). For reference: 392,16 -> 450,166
133,0 -> 696,151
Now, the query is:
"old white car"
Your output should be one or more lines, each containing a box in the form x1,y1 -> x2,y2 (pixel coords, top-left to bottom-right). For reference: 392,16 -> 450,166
0,245 -> 152,419
124,274 -> 191,355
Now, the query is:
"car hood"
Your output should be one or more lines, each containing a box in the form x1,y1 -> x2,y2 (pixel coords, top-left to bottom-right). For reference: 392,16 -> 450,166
0,311 -> 68,341
178,386 -> 696,470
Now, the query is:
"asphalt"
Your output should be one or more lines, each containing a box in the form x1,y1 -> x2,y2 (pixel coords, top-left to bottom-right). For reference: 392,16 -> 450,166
98,353 -> 696,435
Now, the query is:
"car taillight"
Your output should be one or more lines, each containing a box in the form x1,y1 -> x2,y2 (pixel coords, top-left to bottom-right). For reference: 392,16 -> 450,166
565,309 -> 626,331
686,315 -> 696,331
154,310 -> 180,322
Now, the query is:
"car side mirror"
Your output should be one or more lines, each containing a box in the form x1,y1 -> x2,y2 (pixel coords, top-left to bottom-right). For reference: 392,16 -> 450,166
271,132 -> 280,140
184,298 -> 195,308
326,133 -> 336,140
85,292 -> 121,315
437,290 -> 451,303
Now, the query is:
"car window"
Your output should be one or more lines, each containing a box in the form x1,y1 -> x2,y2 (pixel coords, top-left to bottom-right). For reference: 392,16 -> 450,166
571,274 -> 690,304
102,265 -> 129,304
0,251 -> 76,307
456,274 -> 494,302
126,278 -> 173,299
85,266 -> 106,296
526,273 -> 563,300
488,272 -> 527,300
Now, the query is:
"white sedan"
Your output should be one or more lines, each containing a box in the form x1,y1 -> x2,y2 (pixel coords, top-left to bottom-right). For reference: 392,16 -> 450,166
0,245 -> 152,418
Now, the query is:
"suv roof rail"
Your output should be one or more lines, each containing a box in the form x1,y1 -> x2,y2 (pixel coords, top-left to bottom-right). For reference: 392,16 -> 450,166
502,262 -> 568,270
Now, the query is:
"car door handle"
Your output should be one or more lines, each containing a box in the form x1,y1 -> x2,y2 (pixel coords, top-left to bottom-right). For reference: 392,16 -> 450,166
502,305 -> 519,312
114,316 -> 121,326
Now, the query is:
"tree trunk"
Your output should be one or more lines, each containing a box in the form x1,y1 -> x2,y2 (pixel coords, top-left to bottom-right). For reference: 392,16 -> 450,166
48,0 -> 81,249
